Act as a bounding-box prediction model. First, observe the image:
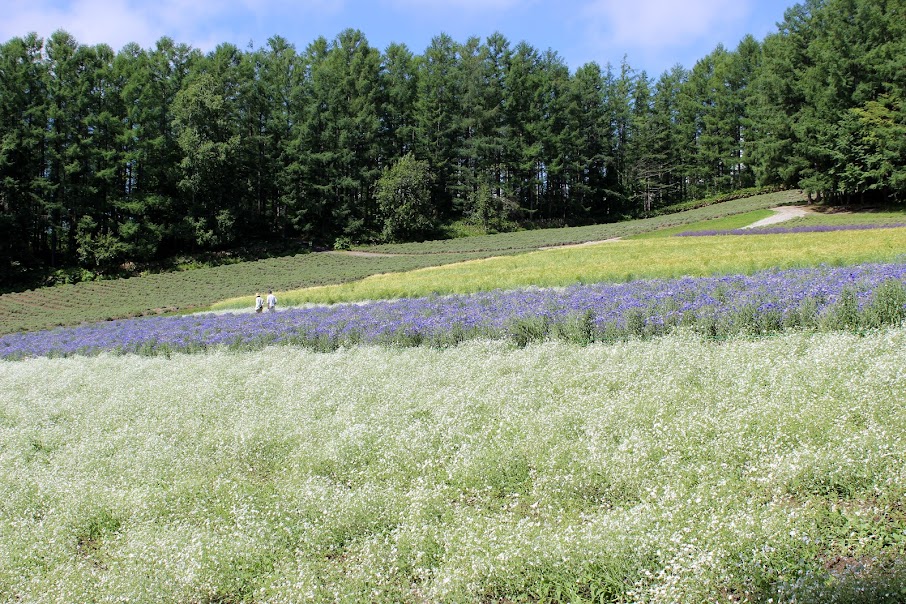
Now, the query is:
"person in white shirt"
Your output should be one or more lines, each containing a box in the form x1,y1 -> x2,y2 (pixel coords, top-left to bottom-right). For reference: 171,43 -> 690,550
254,292 -> 264,313
266,290 -> 277,312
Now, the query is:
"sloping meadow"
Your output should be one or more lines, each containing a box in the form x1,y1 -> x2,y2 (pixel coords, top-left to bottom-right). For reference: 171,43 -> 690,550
2,331 -> 906,602
3,262 -> 906,359
3,221 -> 906,602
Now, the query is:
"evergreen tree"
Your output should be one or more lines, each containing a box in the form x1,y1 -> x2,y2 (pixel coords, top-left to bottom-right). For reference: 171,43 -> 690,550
309,29 -> 382,239
415,33 -> 461,218
44,31 -> 105,265
171,44 -> 244,249
453,36 -> 485,205
379,42 -> 419,161
451,37 -> 482,205
483,33 -> 511,201
129,37 -> 198,256
535,49 -> 572,220
625,70 -> 659,212
503,41 -> 544,218
648,65 -> 688,209
255,36 -> 299,238
283,36 -> 329,239
748,4 -> 812,191
750,0 -> 905,204
0,33 -> 48,276
73,42 -> 132,272
608,59 -> 637,215
565,62 -> 612,221
827,0 -> 906,203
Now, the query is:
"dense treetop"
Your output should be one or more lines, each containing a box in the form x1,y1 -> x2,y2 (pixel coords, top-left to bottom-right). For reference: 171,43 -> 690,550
0,0 -> 903,283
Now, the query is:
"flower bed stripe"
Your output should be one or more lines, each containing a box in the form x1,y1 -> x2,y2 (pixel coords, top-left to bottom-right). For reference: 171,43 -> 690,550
676,223 -> 906,237
2,263 -> 905,359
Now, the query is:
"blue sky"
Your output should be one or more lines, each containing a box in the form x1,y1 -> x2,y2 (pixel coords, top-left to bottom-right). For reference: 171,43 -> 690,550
3,0 -> 798,76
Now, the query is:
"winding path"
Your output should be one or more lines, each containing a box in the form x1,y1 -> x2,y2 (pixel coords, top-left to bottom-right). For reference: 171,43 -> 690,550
323,205 -> 814,258
740,205 -> 812,229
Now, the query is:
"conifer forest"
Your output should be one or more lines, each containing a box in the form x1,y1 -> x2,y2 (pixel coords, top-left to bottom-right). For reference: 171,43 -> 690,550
0,0 -> 903,278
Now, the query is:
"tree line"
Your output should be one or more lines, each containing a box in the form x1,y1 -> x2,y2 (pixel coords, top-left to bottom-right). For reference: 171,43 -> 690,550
0,0 -> 903,281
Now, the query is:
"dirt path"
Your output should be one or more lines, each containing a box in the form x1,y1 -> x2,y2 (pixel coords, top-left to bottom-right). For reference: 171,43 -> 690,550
740,205 -> 813,229
322,207 -> 811,257
539,237 -> 623,251
325,249 -> 410,258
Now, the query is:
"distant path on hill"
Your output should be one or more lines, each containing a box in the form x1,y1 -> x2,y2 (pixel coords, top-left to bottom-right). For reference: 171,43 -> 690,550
330,238 -> 627,256
323,205 -> 812,257
326,249 -> 413,257
328,240 -> 629,256
538,237 -> 623,251
741,206 -> 813,229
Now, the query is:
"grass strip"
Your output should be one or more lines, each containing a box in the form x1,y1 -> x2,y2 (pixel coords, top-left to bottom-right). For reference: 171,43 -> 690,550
215,227 -> 906,308
627,209 -> 776,239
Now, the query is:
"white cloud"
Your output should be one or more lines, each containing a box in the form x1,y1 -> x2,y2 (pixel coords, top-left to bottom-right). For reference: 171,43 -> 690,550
0,0 -> 341,51
2,0 -> 188,50
583,0 -> 750,49
383,0 -> 530,12
572,0 -> 753,73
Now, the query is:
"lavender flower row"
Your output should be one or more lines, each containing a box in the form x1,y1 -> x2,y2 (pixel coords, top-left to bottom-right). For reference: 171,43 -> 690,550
2,262 -> 906,359
676,223 -> 906,237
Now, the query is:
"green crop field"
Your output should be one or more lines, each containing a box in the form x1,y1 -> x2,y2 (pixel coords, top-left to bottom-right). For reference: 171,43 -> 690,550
213,227 -> 906,309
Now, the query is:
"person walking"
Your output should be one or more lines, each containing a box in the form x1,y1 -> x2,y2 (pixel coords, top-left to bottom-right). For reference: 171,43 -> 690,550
266,290 -> 277,312
255,292 -> 264,313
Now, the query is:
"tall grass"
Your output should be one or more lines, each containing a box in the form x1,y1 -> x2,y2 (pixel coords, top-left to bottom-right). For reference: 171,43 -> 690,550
2,330 -> 905,602
627,209 -> 776,239
214,227 -> 906,309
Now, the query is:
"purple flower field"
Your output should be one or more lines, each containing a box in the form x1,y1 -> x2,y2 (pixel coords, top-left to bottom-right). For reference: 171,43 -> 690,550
2,262 -> 906,359
676,223 -> 906,237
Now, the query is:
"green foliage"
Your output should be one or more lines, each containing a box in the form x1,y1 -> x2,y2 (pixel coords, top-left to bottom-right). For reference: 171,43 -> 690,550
75,216 -> 129,272
749,0 -> 906,204
375,153 -> 435,242
466,180 -> 517,234
332,236 -> 352,251
861,279 -> 906,329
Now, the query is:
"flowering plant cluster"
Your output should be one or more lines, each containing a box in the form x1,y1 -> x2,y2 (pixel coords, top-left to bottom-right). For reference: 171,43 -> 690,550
676,223 -> 906,237
2,262 -> 905,359
3,331 -> 906,602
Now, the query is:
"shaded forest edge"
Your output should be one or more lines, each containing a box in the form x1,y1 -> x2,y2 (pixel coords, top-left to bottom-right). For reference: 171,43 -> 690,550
0,0 -> 903,289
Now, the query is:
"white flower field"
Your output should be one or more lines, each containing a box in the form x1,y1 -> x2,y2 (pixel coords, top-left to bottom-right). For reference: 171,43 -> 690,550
2,329 -> 905,602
